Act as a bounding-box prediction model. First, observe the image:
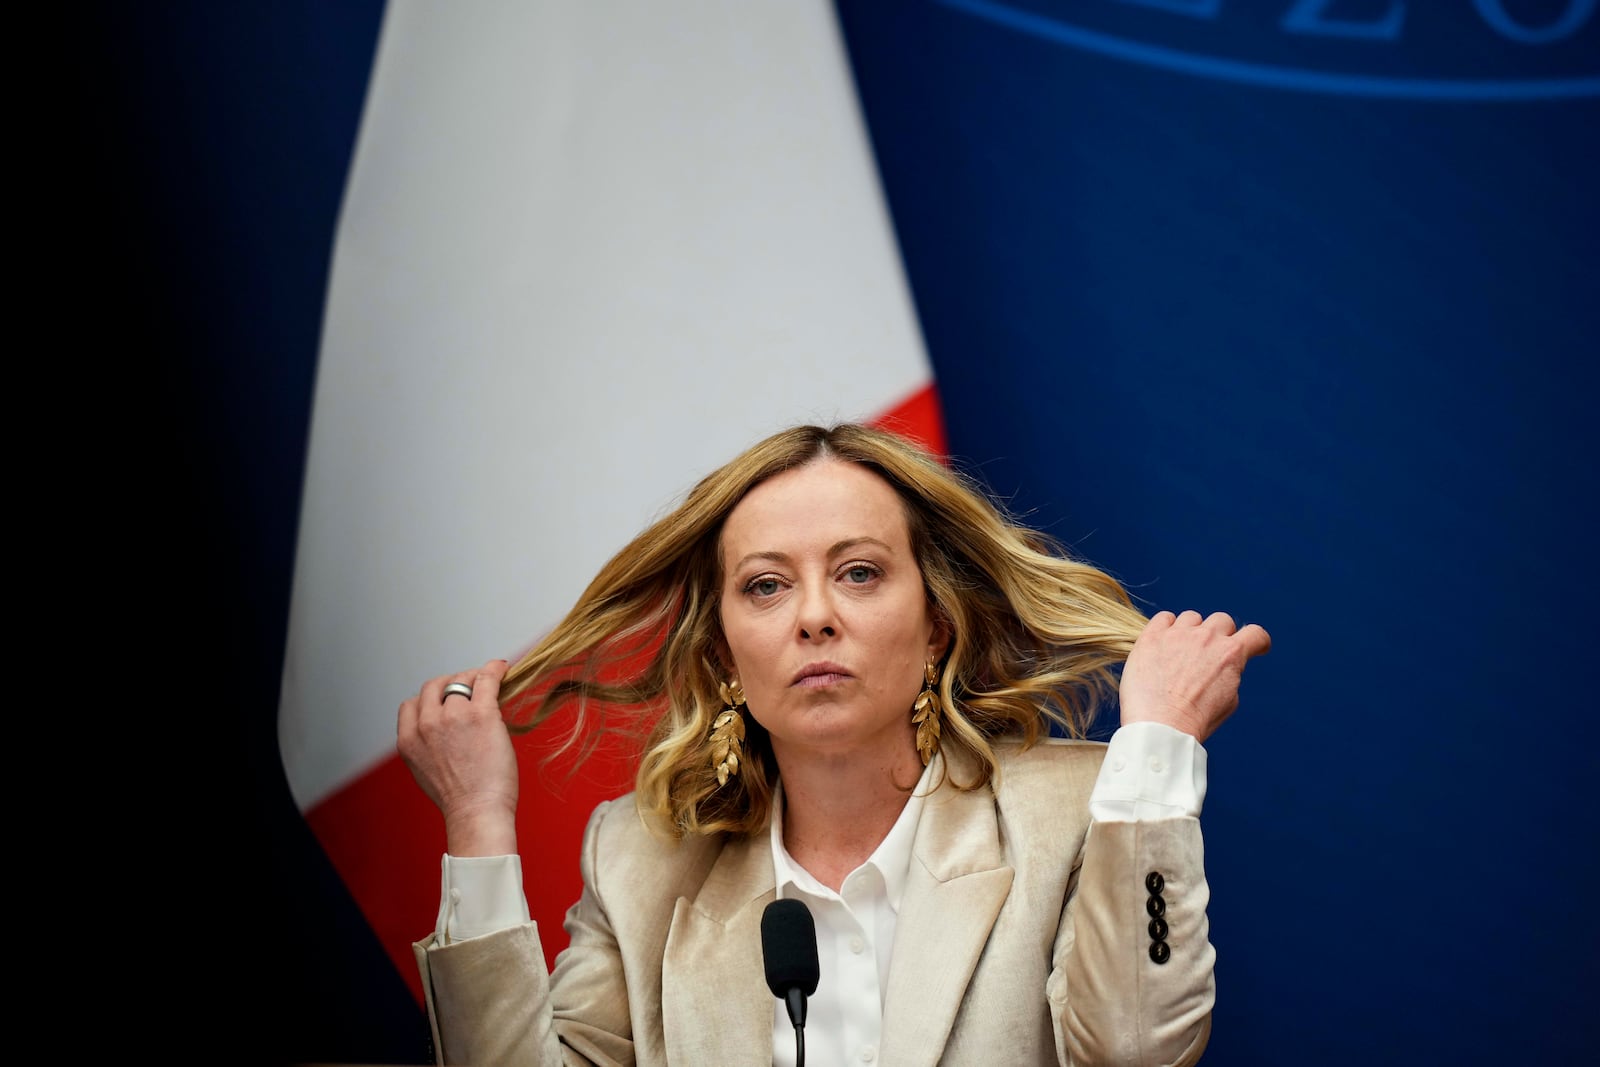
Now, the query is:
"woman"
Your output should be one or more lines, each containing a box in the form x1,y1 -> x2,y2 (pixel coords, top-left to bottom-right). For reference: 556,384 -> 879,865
398,423 -> 1270,1066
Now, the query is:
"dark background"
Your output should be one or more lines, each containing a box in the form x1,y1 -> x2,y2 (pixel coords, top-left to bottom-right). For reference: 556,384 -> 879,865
73,2 -> 1598,1063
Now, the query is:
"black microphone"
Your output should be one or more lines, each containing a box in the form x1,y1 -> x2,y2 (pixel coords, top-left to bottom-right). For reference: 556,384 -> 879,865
761,898 -> 820,1067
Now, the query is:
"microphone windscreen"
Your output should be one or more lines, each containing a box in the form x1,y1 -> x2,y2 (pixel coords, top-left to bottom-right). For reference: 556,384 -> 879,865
761,898 -> 820,998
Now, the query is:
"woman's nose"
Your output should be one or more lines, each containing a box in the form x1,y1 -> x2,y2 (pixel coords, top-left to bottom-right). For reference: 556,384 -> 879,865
795,582 -> 837,641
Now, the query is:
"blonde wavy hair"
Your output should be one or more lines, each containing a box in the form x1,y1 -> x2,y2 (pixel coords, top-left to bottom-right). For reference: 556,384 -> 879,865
499,423 -> 1148,839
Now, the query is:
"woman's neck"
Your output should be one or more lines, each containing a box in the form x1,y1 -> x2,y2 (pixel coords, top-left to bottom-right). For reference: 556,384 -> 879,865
773,738 -> 924,892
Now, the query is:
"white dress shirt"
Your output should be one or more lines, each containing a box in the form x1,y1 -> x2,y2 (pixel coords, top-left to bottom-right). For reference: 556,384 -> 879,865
433,722 -> 1206,1063
766,761 -> 928,1067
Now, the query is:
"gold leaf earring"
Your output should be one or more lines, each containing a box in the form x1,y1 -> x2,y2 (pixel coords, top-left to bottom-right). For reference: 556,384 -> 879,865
709,679 -> 747,786
912,661 -> 942,766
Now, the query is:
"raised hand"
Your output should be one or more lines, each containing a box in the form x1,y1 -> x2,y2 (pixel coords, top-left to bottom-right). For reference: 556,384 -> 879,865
397,658 -> 520,856
1118,610 -> 1271,743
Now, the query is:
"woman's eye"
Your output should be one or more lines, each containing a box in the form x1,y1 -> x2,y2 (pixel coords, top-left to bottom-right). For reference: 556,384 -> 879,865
843,565 -> 878,584
746,577 -> 782,597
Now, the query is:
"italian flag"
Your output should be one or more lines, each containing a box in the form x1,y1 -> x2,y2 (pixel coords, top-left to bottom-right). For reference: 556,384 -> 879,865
277,1 -> 942,1008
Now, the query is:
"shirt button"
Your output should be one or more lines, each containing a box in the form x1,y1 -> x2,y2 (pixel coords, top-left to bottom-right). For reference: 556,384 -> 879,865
1148,756 -> 1165,774
449,888 -> 461,904
860,1046 -> 877,1062
850,936 -> 865,955
1112,757 -> 1126,772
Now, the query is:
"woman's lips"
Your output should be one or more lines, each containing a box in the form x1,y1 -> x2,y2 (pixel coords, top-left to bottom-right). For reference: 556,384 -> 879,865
792,663 -> 851,687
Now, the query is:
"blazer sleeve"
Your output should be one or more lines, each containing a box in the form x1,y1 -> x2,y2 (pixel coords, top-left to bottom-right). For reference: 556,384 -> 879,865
412,798 -> 637,1067
1049,815 -> 1215,1067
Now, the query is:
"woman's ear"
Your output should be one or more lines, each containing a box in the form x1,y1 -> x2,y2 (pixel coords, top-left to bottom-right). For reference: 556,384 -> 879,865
711,635 -> 737,680
927,608 -> 952,664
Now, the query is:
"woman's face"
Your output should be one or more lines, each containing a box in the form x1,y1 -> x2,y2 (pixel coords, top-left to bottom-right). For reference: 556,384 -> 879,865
717,457 -> 947,767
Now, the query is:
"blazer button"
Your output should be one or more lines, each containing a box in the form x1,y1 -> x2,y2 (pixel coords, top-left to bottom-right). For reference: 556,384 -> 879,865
1148,916 -> 1169,941
1145,871 -> 1165,895
1146,894 -> 1166,918
1149,940 -> 1171,964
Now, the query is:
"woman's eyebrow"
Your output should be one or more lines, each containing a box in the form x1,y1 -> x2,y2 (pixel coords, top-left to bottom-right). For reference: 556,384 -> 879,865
828,537 -> 893,557
731,549 -> 792,571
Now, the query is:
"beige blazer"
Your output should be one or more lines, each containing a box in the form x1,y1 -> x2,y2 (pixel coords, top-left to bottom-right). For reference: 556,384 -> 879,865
414,738 -> 1215,1066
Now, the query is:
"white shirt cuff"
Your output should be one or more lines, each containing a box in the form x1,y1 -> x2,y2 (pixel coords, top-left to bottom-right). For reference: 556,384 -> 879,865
435,853 -> 531,945
1087,721 -> 1208,822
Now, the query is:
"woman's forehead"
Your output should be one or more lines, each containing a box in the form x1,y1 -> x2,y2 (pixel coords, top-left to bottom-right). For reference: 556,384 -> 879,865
719,459 -> 910,560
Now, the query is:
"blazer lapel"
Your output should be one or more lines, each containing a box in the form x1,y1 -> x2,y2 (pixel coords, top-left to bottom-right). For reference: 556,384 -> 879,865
661,829 -> 776,1065
880,761 -> 1014,1066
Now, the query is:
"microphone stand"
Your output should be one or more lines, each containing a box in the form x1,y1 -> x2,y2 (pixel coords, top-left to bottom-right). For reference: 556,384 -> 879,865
786,986 -> 808,1067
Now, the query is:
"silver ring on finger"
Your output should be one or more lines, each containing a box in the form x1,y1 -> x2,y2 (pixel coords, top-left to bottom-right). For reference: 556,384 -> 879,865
442,682 -> 474,701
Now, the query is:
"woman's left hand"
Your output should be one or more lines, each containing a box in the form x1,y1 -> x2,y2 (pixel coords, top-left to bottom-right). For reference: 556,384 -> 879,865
1118,610 -> 1272,742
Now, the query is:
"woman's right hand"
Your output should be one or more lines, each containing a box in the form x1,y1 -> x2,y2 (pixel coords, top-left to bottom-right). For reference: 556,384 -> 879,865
397,658 -> 520,856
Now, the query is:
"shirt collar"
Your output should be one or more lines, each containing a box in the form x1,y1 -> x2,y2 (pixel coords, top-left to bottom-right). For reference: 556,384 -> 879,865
768,754 -> 941,912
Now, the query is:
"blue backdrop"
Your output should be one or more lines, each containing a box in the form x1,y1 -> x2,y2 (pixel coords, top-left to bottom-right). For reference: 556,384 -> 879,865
835,4 -> 1599,1061
96,2 -> 1596,1063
